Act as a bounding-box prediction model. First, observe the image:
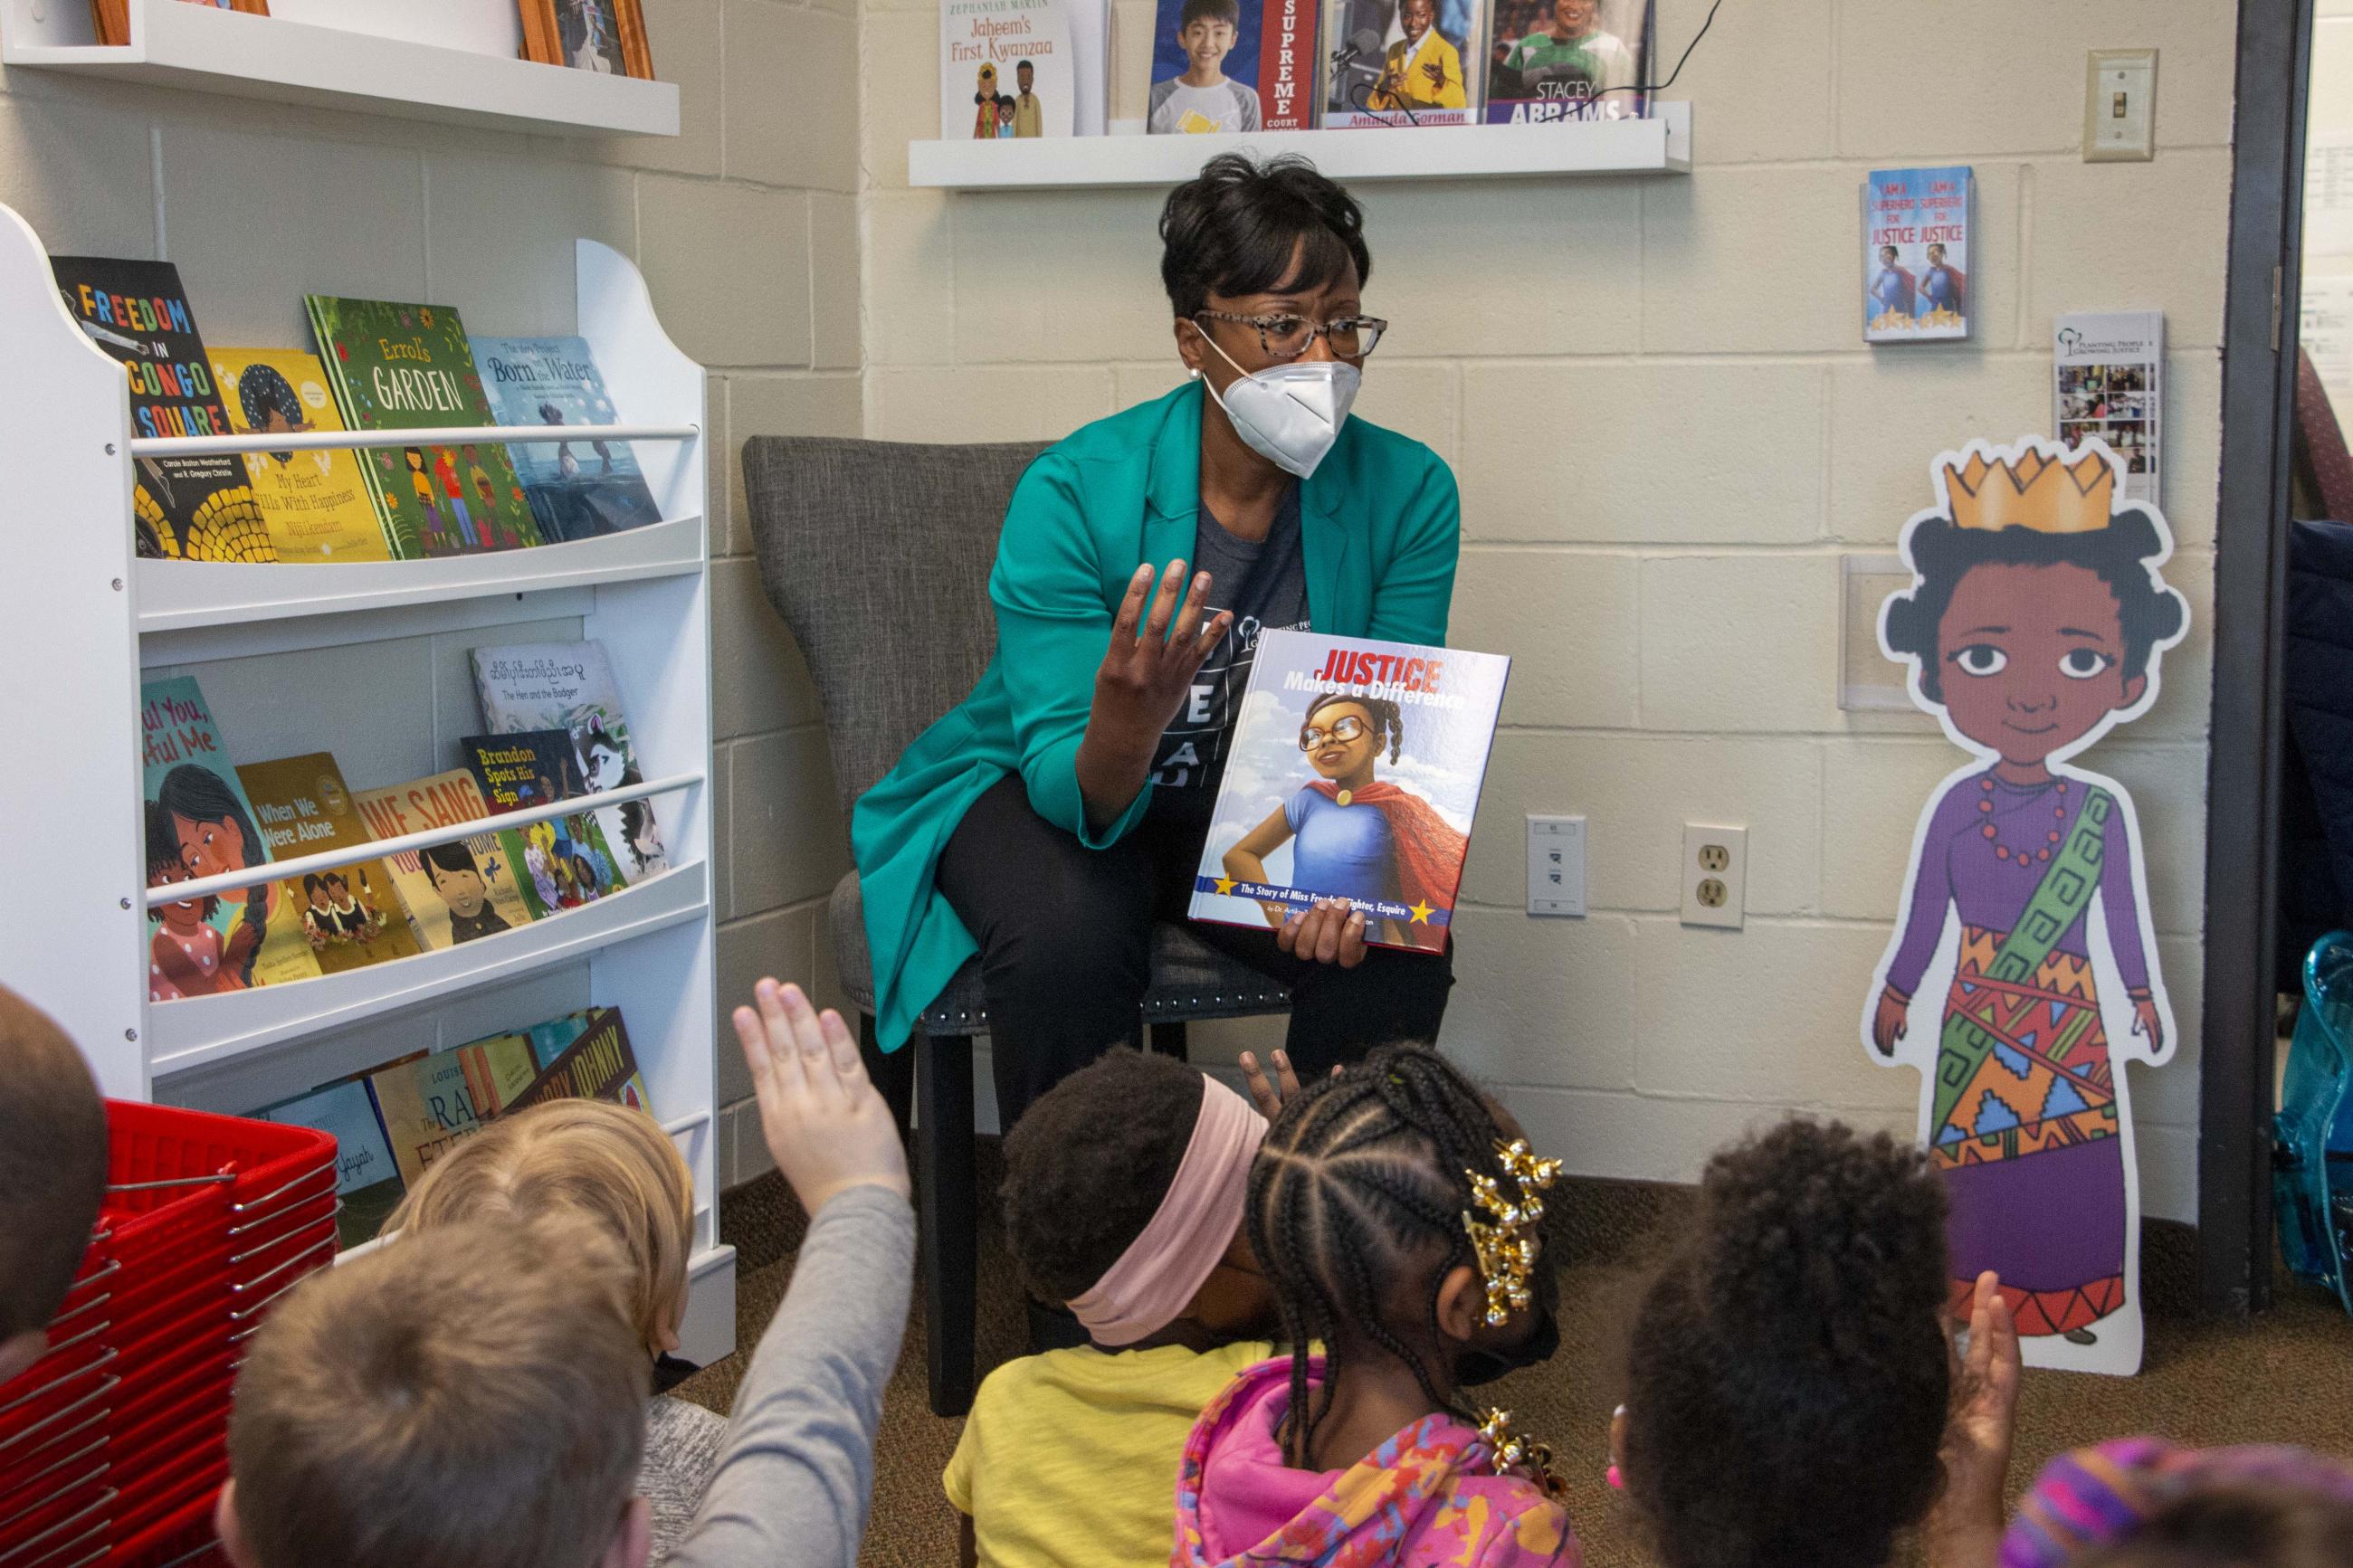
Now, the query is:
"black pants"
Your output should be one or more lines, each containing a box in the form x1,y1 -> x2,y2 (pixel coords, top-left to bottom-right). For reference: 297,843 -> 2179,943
934,774 -> 1456,1130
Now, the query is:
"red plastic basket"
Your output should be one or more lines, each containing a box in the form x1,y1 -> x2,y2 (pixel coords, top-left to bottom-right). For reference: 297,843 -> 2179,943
0,1101 -> 336,1568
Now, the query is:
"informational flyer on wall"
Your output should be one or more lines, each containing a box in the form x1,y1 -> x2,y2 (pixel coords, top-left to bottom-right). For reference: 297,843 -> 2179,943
1862,166 -> 1974,344
2053,311 -> 2163,508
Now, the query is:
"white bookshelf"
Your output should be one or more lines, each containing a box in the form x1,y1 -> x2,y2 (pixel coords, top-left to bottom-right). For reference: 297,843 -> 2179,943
0,205 -> 735,1363
909,103 -> 1691,191
0,0 -> 680,138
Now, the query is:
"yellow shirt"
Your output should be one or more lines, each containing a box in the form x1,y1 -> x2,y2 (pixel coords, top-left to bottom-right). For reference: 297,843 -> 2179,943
945,1340 -> 1273,1568
1371,30 -> 1466,109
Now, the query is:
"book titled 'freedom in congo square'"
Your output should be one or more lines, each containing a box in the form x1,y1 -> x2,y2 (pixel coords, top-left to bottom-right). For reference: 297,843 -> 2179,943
1189,630 -> 1508,955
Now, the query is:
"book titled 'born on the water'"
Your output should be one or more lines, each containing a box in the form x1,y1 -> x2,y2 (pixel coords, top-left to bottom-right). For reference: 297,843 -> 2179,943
1187,629 -> 1509,955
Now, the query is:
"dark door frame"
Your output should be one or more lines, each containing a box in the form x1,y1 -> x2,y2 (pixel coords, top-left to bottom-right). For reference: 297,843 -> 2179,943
2199,0 -> 2314,1316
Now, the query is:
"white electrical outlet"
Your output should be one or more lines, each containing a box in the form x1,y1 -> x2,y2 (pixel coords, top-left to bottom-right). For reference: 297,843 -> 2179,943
2084,49 -> 2157,163
1526,815 -> 1586,917
1681,823 -> 1747,930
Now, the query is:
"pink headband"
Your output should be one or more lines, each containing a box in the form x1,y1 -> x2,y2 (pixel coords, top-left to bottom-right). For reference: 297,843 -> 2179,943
1068,1074 -> 1267,1346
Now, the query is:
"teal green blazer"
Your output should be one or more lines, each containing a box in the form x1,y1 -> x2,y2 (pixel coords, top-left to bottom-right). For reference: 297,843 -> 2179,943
851,380 -> 1462,1049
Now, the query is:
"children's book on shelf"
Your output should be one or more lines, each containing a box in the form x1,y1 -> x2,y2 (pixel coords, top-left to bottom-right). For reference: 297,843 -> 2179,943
367,1032 -> 542,1186
941,0 -> 1083,139
2054,310 -> 2165,508
304,294 -> 543,558
468,336 -> 662,542
1863,166 -> 1975,344
1319,0 -> 1483,128
233,753 -> 422,975
350,769 -> 539,950
256,1079 -> 404,1250
140,676 -> 321,999
52,256 -> 272,563
460,732 -> 632,912
208,347 -> 395,563
1478,0 -> 1649,123
1187,630 -> 1508,955
1148,0 -> 1311,133
471,640 -> 669,878
511,1006 -> 654,1113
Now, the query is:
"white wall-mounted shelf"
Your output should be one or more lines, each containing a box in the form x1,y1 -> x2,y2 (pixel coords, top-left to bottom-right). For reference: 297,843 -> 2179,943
0,208 -> 730,1362
0,0 -> 679,138
138,512 -> 709,636
148,863 -> 710,1078
910,102 -> 1690,191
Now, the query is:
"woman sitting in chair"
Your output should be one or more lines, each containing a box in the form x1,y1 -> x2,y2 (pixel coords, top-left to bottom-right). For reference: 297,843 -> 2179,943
853,153 -> 1462,1130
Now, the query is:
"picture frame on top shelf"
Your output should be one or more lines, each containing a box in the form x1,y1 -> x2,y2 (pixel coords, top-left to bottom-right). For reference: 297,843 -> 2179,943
89,0 -> 270,48
518,0 -> 656,79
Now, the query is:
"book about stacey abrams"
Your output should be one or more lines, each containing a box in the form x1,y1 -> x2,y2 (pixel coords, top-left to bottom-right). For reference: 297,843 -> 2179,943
1189,630 -> 1508,955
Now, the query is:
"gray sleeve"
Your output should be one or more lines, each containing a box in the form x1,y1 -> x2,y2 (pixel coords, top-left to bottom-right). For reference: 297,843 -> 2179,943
1234,81 -> 1262,131
664,1183 -> 916,1568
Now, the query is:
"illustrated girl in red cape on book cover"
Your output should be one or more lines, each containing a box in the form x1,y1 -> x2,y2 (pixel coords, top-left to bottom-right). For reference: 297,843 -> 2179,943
1220,691 -> 1464,953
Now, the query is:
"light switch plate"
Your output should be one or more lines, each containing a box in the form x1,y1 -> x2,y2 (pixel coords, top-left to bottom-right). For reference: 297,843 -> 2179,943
1681,823 -> 1747,930
1526,814 -> 1586,917
2085,49 -> 2157,162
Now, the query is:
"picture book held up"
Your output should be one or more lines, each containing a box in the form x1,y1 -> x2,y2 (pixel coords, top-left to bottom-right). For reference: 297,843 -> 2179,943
1189,629 -> 1508,955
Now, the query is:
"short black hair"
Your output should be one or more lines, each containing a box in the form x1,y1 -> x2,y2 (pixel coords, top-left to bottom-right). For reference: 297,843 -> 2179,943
999,1048 -> 1205,1302
1017,58 -> 1034,71
1160,154 -> 1371,319
422,841 -> 481,879
1623,1119 -> 1952,1568
1882,507 -> 2186,705
1177,0 -> 1239,29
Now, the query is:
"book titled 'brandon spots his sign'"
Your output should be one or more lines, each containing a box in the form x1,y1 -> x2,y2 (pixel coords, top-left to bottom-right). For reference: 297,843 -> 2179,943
1189,630 -> 1508,955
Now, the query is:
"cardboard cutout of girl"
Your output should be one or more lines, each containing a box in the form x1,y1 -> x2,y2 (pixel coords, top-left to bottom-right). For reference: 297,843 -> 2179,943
1862,435 -> 2187,1377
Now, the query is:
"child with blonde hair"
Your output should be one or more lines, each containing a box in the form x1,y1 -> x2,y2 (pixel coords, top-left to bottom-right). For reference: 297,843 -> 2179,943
387,1096 -> 722,1560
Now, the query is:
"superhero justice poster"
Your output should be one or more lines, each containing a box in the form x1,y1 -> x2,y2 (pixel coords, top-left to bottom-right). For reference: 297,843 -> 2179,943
1190,630 -> 1509,955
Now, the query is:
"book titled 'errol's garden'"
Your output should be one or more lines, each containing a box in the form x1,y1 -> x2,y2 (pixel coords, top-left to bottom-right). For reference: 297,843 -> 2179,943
470,336 -> 661,541
1188,630 -> 1508,955
53,256 -> 271,563
210,347 -> 395,563
304,295 -> 543,557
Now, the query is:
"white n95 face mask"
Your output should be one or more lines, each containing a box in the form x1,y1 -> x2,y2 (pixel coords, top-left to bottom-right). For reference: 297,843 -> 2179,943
1193,330 -> 1361,480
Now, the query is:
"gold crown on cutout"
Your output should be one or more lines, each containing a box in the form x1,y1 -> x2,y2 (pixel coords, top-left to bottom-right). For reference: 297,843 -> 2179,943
1944,445 -> 2116,534
1462,1138 -> 1563,1329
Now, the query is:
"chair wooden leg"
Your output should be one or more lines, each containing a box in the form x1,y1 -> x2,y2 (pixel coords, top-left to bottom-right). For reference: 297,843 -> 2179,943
859,1012 -> 914,1137
1150,1022 -> 1190,1060
916,1030 -> 977,1418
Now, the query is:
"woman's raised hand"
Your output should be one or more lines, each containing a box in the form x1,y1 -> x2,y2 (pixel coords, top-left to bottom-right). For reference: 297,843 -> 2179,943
1091,561 -> 1231,753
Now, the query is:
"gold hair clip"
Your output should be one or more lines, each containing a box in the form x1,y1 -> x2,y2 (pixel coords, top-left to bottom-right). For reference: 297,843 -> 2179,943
1462,1137 -> 1562,1328
1477,1407 -> 1567,1499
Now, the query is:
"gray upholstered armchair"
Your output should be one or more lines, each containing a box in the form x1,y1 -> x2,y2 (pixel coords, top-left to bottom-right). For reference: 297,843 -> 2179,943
741,435 -> 1290,1416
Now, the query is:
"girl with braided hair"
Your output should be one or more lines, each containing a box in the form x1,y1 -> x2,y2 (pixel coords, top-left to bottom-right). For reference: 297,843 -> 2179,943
1221,690 -> 1468,954
1174,1046 -> 1577,1567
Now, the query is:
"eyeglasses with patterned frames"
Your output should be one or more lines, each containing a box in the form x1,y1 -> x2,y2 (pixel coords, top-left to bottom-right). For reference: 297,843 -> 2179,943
1299,715 -> 1370,750
1196,310 -> 1389,362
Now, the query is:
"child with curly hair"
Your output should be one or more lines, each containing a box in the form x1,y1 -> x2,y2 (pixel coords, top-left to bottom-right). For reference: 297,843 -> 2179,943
1174,1045 -> 1576,1567
951,1047 -> 1277,1568
1613,1118 -> 2023,1568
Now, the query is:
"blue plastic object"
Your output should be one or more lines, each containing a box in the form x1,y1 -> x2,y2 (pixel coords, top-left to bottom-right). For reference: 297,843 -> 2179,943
2276,931 -> 2353,1315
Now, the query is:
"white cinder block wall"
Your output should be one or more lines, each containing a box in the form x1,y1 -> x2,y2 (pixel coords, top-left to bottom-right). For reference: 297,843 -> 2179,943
0,0 -> 861,1192
854,0 -> 2235,1221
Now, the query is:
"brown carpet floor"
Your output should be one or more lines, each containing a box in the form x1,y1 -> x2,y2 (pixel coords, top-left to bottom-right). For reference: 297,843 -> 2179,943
677,1150 -> 2353,1568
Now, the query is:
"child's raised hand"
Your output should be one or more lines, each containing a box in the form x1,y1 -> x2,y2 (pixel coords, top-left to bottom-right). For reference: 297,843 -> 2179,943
1238,1048 -> 1341,1120
1926,1269 -> 2021,1568
732,979 -> 910,1217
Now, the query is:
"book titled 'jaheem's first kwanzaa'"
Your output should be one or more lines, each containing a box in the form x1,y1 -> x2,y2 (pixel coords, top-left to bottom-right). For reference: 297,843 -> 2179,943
1189,630 -> 1508,955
